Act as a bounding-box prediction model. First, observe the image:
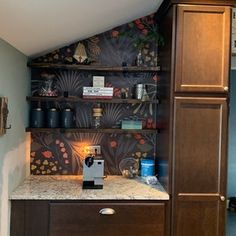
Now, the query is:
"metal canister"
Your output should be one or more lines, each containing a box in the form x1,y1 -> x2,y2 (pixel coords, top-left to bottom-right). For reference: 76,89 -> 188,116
47,108 -> 59,128
31,108 -> 44,128
135,84 -> 144,99
61,108 -> 73,128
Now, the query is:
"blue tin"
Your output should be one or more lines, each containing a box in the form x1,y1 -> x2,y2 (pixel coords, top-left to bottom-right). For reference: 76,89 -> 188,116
141,159 -> 155,177
61,108 -> 73,128
31,108 -> 44,128
47,108 -> 59,128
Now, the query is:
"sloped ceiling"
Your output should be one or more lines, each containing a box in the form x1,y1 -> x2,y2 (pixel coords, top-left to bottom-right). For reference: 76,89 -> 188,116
0,0 -> 163,57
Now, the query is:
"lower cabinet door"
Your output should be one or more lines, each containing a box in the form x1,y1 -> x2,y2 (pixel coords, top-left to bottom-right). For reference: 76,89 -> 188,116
49,202 -> 165,236
173,97 -> 228,236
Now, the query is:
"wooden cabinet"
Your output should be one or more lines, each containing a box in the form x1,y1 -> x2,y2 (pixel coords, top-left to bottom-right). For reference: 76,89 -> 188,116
158,2 -> 231,235
174,5 -> 231,93
50,202 -> 165,236
172,97 -> 228,236
11,200 -> 167,236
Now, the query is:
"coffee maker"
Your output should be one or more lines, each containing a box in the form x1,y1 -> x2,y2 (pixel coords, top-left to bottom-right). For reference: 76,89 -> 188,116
82,155 -> 104,189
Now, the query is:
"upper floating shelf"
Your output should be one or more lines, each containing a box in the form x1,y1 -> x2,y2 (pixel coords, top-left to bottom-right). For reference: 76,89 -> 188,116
26,96 -> 159,104
27,63 -> 161,72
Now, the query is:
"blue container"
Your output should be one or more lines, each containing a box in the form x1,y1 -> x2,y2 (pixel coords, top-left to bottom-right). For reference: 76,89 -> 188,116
141,159 -> 155,177
61,108 -> 73,128
31,108 -> 44,128
47,108 -> 59,128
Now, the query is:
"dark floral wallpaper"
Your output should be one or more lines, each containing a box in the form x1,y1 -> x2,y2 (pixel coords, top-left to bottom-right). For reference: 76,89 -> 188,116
30,14 -> 160,175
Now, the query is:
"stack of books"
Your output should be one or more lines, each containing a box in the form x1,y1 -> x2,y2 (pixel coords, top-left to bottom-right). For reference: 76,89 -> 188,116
83,87 -> 113,99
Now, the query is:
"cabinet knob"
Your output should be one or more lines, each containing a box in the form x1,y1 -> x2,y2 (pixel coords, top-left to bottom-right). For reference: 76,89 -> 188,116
224,86 -> 228,92
220,196 -> 226,202
99,208 -> 116,215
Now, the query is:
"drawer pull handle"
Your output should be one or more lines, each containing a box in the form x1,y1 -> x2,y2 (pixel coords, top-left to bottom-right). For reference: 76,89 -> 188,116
99,208 -> 115,215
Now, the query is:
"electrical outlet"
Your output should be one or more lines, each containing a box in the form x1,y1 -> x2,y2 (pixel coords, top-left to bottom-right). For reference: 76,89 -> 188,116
85,145 -> 101,155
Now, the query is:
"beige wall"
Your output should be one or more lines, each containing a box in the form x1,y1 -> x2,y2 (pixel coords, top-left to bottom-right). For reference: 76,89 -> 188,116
0,39 -> 30,236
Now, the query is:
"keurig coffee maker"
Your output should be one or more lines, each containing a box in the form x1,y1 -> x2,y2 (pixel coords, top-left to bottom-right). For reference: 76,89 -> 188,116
82,155 -> 104,189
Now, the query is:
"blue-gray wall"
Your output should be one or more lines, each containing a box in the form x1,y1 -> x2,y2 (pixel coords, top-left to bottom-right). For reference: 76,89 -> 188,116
0,39 -> 30,236
228,70 -> 236,197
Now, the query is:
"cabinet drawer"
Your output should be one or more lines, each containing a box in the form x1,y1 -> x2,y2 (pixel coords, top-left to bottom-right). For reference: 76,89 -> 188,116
49,202 -> 165,236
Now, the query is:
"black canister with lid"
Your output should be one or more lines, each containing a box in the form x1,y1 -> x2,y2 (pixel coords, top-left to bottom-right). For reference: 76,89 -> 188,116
47,108 -> 59,128
31,108 -> 44,128
61,108 -> 73,128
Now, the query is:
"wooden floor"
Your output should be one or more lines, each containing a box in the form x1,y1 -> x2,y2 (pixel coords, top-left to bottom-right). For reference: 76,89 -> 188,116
227,211 -> 236,236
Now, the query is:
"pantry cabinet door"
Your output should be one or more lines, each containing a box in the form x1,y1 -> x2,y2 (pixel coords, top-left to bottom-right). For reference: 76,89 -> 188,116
173,97 -> 228,236
175,5 -> 231,93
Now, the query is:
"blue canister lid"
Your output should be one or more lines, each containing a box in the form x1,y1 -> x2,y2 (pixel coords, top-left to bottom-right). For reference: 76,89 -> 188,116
141,159 -> 155,165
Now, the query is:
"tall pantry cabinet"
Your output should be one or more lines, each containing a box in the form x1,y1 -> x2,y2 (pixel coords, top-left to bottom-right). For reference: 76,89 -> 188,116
158,2 -> 232,236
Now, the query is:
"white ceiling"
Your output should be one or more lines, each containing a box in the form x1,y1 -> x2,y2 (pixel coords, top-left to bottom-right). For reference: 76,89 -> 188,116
0,0 -> 163,57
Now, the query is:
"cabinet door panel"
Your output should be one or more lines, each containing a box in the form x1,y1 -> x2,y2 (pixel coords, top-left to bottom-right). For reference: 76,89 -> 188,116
175,198 -> 224,236
175,5 -> 230,92
173,97 -> 227,194
49,202 -> 165,236
173,97 -> 227,236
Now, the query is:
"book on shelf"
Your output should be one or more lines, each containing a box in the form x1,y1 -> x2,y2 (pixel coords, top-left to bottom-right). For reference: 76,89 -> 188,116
83,95 -> 113,100
83,92 -> 113,96
121,120 -> 142,129
83,87 -> 113,93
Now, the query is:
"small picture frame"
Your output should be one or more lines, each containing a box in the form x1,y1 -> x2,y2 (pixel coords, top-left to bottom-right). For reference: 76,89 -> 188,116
232,8 -> 236,55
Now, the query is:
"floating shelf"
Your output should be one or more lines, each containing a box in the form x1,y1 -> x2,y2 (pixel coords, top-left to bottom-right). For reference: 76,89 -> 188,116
26,96 -> 159,104
25,128 -> 158,134
27,63 -> 161,72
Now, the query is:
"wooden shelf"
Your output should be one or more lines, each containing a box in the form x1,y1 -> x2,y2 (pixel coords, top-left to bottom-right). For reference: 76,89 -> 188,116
27,63 -> 161,72
25,128 -> 158,134
26,96 -> 159,104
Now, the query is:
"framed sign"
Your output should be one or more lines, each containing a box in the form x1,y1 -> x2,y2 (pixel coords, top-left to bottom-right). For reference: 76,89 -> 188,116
232,8 -> 236,54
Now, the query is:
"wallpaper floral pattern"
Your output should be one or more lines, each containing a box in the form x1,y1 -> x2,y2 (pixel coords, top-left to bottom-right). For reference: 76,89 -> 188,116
30,14 -> 160,175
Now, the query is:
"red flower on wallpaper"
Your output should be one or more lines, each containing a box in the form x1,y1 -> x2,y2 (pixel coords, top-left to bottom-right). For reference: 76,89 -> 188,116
42,150 -> 53,158
134,133 -> 142,140
110,140 -> 117,148
111,30 -> 119,38
152,74 -> 160,82
139,139 -> 145,145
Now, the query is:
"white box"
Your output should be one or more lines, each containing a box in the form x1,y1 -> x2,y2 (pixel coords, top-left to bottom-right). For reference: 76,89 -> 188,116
93,76 -> 105,87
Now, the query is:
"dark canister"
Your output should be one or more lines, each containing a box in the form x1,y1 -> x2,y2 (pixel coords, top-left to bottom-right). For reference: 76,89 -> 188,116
47,108 -> 59,128
61,108 -> 73,128
31,108 -> 44,128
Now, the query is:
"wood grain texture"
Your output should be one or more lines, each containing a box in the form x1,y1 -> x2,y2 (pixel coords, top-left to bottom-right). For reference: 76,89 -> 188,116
172,97 -> 228,236
49,202 -> 165,236
28,63 -> 161,72
10,201 -> 25,236
26,96 -> 159,104
175,5 -> 231,93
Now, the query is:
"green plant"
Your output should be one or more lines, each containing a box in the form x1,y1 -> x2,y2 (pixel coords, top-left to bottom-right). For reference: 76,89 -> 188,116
111,14 -> 164,50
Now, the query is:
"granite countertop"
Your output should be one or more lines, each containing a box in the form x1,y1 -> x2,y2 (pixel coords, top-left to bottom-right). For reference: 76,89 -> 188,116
10,175 -> 169,200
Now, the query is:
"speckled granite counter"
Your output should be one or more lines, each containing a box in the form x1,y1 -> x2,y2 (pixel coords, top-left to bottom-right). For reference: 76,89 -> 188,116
10,175 -> 169,200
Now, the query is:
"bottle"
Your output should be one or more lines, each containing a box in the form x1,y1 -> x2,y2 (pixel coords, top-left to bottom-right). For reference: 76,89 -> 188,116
92,104 -> 102,129
135,49 -> 144,66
